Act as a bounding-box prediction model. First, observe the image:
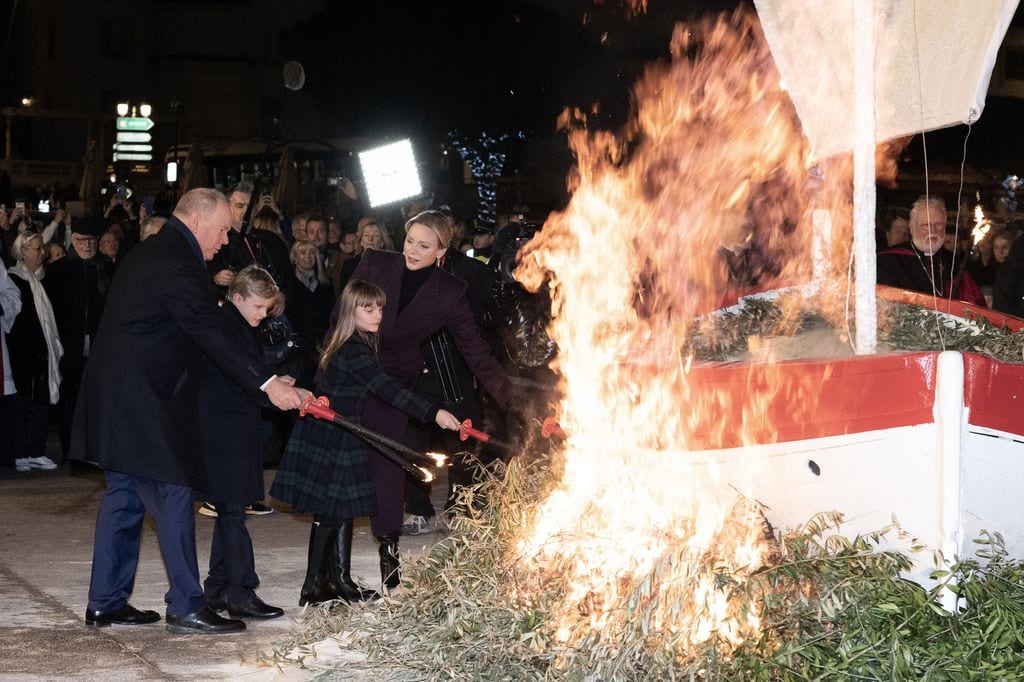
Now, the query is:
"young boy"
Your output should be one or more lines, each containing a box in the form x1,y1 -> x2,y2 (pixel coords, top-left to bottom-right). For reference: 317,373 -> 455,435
197,265 -> 288,619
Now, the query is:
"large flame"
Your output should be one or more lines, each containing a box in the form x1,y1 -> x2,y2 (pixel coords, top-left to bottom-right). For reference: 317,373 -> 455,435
514,10 -> 857,654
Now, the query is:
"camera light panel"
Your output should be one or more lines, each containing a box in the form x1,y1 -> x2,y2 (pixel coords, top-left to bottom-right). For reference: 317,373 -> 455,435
359,139 -> 422,208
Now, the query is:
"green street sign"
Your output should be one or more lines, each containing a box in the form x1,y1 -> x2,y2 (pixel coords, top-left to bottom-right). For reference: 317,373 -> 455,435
116,116 -> 154,131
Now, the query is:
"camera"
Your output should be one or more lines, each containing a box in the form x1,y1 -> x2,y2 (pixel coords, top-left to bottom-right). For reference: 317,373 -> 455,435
114,185 -> 130,200
494,221 -> 541,284
327,176 -> 343,187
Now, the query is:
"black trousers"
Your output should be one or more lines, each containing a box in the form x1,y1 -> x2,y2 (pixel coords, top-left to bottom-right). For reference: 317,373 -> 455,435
24,400 -> 52,459
57,356 -> 85,458
0,394 -> 27,467
203,502 -> 259,603
404,368 -> 482,518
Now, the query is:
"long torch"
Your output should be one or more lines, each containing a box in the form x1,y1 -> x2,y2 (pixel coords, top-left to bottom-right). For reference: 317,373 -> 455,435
300,396 -> 446,481
458,419 -> 515,455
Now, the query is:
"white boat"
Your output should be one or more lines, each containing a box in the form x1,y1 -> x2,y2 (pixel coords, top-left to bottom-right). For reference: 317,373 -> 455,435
691,285 -> 1024,586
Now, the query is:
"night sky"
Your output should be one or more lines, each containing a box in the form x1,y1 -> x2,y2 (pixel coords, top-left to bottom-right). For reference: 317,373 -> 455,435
283,0 -> 1024,188
287,0 -> 742,138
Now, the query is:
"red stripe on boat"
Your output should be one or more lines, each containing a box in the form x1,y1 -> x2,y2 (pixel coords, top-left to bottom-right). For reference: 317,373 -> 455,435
684,352 -> 938,449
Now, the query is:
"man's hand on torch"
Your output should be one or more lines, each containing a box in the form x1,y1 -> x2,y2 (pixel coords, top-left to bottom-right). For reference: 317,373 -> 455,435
264,376 -> 306,410
213,269 -> 236,287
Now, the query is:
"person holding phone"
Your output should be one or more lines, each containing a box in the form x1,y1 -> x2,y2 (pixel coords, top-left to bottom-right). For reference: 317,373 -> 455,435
41,207 -> 72,248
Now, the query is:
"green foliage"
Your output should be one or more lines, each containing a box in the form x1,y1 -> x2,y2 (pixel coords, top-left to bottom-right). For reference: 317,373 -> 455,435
879,303 -> 1024,363
684,296 -> 796,360
265,461 -> 1024,680
731,528 -> 1024,681
686,295 -> 1024,364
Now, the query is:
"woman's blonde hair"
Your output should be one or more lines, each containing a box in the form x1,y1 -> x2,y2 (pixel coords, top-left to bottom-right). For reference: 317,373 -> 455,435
355,219 -> 395,253
290,239 -> 329,285
405,210 -> 453,248
319,279 -> 386,370
11,231 -> 43,262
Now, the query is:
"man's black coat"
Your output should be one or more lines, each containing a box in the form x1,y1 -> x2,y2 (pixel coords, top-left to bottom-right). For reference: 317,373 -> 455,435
70,217 -> 272,489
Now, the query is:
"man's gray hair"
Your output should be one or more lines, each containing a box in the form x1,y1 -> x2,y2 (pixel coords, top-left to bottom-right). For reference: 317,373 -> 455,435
174,188 -> 228,220
228,181 -> 254,198
909,196 -> 946,228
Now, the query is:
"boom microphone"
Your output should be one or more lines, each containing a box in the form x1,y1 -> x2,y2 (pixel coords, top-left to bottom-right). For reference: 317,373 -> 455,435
283,61 -> 305,91
237,60 -> 306,240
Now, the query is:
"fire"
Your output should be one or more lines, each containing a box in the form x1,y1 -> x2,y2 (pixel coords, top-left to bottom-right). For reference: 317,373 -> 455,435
972,204 -> 990,246
513,9 -> 856,655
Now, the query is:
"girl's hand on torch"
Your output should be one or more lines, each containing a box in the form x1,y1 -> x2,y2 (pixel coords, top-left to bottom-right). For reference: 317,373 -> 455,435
435,409 -> 461,431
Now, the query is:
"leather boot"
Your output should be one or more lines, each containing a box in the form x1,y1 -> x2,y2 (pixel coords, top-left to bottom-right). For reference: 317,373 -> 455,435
376,533 -> 401,590
334,520 -> 379,601
299,522 -> 340,606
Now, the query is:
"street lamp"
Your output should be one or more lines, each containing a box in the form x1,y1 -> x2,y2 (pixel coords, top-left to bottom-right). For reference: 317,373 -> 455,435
116,102 -> 129,117
139,103 -> 151,117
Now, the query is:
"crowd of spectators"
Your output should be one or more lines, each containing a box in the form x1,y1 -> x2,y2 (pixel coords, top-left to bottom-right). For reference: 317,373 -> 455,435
0,184 -> 520,558
878,194 -> 1024,312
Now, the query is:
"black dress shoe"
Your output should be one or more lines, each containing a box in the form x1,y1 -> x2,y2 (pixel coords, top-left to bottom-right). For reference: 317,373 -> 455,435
205,596 -> 227,611
227,596 -> 284,619
165,607 -> 246,634
85,604 -> 161,627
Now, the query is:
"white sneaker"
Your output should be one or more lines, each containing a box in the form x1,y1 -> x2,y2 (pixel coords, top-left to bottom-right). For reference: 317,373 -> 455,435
402,515 -> 433,536
197,502 -> 218,517
23,456 -> 57,470
14,458 -> 30,472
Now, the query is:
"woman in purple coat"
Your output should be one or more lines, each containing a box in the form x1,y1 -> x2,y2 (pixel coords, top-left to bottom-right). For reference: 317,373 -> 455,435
344,210 -> 511,586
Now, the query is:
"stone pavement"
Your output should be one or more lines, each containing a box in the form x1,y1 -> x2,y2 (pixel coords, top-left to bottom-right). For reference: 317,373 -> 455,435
0,462 -> 446,681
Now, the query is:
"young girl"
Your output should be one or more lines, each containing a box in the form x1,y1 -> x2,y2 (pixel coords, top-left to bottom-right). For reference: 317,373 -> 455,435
270,280 -> 460,603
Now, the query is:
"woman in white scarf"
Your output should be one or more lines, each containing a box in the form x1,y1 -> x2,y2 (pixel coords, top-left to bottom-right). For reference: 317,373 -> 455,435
7,231 -> 63,471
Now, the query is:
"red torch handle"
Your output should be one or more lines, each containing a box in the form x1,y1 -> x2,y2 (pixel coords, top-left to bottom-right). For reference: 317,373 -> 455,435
300,395 -> 336,420
541,416 -> 567,439
459,419 -> 490,444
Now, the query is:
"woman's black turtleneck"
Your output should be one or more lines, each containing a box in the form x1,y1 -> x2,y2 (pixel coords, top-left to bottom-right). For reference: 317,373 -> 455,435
399,264 -> 435,312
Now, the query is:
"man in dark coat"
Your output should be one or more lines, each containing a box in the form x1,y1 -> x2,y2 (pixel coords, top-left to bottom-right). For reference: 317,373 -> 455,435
43,218 -> 113,459
877,195 -> 986,306
72,188 -> 308,634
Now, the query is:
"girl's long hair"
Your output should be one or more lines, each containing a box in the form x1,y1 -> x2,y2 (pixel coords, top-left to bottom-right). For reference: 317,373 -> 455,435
319,279 -> 386,371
